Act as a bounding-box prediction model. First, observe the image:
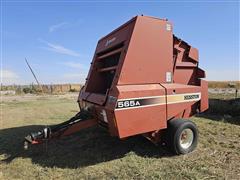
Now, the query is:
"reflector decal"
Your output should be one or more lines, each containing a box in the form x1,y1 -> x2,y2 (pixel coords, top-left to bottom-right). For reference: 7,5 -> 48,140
115,92 -> 201,110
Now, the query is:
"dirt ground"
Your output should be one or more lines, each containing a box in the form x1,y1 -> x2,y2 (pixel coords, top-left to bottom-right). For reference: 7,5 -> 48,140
0,93 -> 240,179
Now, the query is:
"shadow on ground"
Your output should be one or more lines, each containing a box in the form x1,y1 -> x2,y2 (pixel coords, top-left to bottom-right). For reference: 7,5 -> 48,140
0,125 -> 172,169
196,98 -> 240,126
1,98 -> 238,169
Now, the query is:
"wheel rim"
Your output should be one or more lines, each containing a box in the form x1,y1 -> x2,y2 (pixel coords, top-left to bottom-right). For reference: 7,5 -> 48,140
179,128 -> 194,149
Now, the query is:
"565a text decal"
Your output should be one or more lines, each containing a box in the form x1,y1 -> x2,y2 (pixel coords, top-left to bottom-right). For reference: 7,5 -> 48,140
116,97 -> 165,110
117,100 -> 141,109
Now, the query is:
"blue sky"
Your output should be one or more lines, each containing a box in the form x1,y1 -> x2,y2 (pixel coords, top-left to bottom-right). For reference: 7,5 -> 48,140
1,1 -> 239,85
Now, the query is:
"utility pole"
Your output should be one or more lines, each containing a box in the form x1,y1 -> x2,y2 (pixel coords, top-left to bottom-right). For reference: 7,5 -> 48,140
25,58 -> 43,93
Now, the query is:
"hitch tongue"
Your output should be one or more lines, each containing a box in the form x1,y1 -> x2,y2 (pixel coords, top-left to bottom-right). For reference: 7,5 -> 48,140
23,110 -> 97,150
24,127 -> 51,149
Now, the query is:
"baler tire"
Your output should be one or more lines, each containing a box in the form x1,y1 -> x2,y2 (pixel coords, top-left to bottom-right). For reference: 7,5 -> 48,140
167,119 -> 198,155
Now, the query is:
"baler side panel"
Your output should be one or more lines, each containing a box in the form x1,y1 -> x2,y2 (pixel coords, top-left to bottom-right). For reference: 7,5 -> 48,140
162,83 -> 202,120
118,16 -> 173,85
114,84 -> 167,138
174,68 -> 199,86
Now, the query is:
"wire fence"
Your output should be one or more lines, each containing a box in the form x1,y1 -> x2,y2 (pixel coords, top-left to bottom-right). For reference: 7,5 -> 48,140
0,81 -> 239,96
0,84 -> 82,94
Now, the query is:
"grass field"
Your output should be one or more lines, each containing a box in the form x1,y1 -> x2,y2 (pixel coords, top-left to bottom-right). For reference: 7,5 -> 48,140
208,81 -> 240,89
0,93 -> 240,179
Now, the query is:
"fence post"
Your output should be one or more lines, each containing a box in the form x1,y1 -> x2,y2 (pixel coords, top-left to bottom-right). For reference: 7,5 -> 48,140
31,82 -> 34,91
50,84 -> 52,94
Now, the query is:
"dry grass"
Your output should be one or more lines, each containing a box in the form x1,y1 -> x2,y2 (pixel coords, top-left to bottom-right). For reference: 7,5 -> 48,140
0,93 -> 240,179
208,81 -> 240,89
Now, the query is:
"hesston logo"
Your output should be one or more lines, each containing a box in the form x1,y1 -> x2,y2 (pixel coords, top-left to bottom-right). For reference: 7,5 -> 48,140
105,37 -> 116,47
184,94 -> 199,100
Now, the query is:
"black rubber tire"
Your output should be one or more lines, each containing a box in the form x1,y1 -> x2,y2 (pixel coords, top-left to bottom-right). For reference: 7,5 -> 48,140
167,119 -> 198,155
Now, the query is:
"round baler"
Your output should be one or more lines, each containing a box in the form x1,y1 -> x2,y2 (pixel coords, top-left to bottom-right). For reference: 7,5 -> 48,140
24,15 -> 208,155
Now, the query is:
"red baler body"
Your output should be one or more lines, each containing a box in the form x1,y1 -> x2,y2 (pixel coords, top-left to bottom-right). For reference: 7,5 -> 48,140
25,16 -> 208,152
79,16 -> 208,140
